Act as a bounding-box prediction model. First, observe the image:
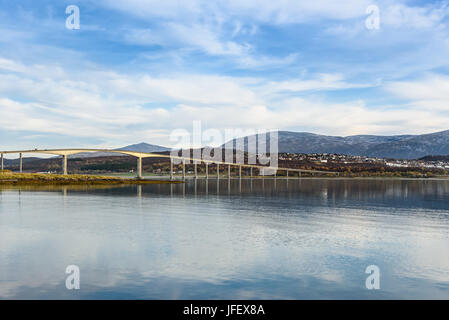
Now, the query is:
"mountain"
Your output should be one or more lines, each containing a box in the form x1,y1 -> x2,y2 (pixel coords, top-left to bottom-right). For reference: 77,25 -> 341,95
116,142 -> 170,153
223,130 -> 449,159
70,142 -> 170,158
419,155 -> 449,162
3,157 -> 42,165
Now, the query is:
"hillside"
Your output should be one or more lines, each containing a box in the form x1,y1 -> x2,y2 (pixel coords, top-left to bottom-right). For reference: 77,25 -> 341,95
223,130 -> 449,159
69,142 -> 170,158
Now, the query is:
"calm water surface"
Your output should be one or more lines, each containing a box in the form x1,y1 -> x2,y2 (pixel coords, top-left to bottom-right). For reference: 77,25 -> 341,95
1,178 -> 449,299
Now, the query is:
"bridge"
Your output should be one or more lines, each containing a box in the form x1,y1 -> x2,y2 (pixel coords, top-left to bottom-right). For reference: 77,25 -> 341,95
0,148 -> 336,180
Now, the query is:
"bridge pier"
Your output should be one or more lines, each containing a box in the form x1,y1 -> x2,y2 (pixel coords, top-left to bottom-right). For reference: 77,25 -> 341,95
216,163 -> 220,180
250,167 -> 253,178
194,161 -> 198,179
170,159 -> 173,180
205,163 -> 209,179
137,157 -> 142,179
19,153 -> 22,173
182,159 -> 186,181
228,164 -> 231,179
1,153 -> 3,171
286,170 -> 289,179
239,165 -> 242,179
62,154 -> 68,175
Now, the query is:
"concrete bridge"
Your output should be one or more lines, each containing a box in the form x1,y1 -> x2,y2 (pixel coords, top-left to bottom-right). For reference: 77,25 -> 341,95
0,148 -> 336,180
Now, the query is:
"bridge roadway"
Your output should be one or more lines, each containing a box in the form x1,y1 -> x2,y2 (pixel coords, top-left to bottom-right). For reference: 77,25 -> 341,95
0,148 -> 336,180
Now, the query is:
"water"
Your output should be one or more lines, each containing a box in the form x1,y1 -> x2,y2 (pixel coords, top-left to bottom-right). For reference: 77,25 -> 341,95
1,178 -> 449,299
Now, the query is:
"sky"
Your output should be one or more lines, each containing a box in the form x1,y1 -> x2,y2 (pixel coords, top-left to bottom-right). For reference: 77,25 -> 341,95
1,0 -> 449,150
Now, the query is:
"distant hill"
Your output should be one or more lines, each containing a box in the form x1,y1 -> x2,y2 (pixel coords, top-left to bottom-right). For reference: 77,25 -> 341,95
3,157 -> 42,165
116,142 -> 170,153
71,142 -> 170,158
419,155 -> 449,162
2,143 -> 171,162
223,130 -> 449,159
4,131 -> 449,162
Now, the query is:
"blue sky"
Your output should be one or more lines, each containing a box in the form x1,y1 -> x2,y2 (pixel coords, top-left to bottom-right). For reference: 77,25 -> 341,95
1,0 -> 449,149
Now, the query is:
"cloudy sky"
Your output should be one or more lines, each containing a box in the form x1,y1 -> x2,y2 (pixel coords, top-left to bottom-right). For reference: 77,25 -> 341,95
1,0 -> 449,149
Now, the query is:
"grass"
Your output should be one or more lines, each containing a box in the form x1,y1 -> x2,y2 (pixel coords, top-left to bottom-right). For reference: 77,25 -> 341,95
0,170 -> 181,185
106,172 -> 168,177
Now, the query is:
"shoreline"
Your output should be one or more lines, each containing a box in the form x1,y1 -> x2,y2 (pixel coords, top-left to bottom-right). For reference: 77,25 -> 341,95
0,172 -> 182,185
1,171 -> 448,186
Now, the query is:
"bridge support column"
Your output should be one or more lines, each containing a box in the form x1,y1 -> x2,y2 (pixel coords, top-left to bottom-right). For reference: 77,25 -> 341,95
216,163 -> 219,180
206,163 -> 209,179
1,153 -> 3,171
19,153 -> 22,173
250,167 -> 253,178
228,164 -> 231,178
239,165 -> 242,179
170,159 -> 173,180
182,160 -> 186,181
62,154 -> 68,175
286,170 -> 288,179
194,162 -> 198,179
137,157 -> 142,179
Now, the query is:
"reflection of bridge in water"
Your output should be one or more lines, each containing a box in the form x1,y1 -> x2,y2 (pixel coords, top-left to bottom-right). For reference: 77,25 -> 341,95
0,148 -> 336,179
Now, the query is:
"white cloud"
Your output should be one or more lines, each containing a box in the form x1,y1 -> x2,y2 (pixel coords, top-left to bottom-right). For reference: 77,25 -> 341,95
382,3 -> 449,29
387,74 -> 449,103
325,2 -> 449,40
102,0 -> 372,24
123,22 -> 296,69
386,74 -> 449,112
261,73 -> 371,96
0,57 -> 26,73
235,53 -> 298,69
124,23 -> 248,57
272,97 -> 449,135
1,56 -> 449,149
168,23 -> 249,56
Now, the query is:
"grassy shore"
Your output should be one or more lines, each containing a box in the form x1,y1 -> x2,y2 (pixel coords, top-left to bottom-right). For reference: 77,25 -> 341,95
0,170 -> 180,185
